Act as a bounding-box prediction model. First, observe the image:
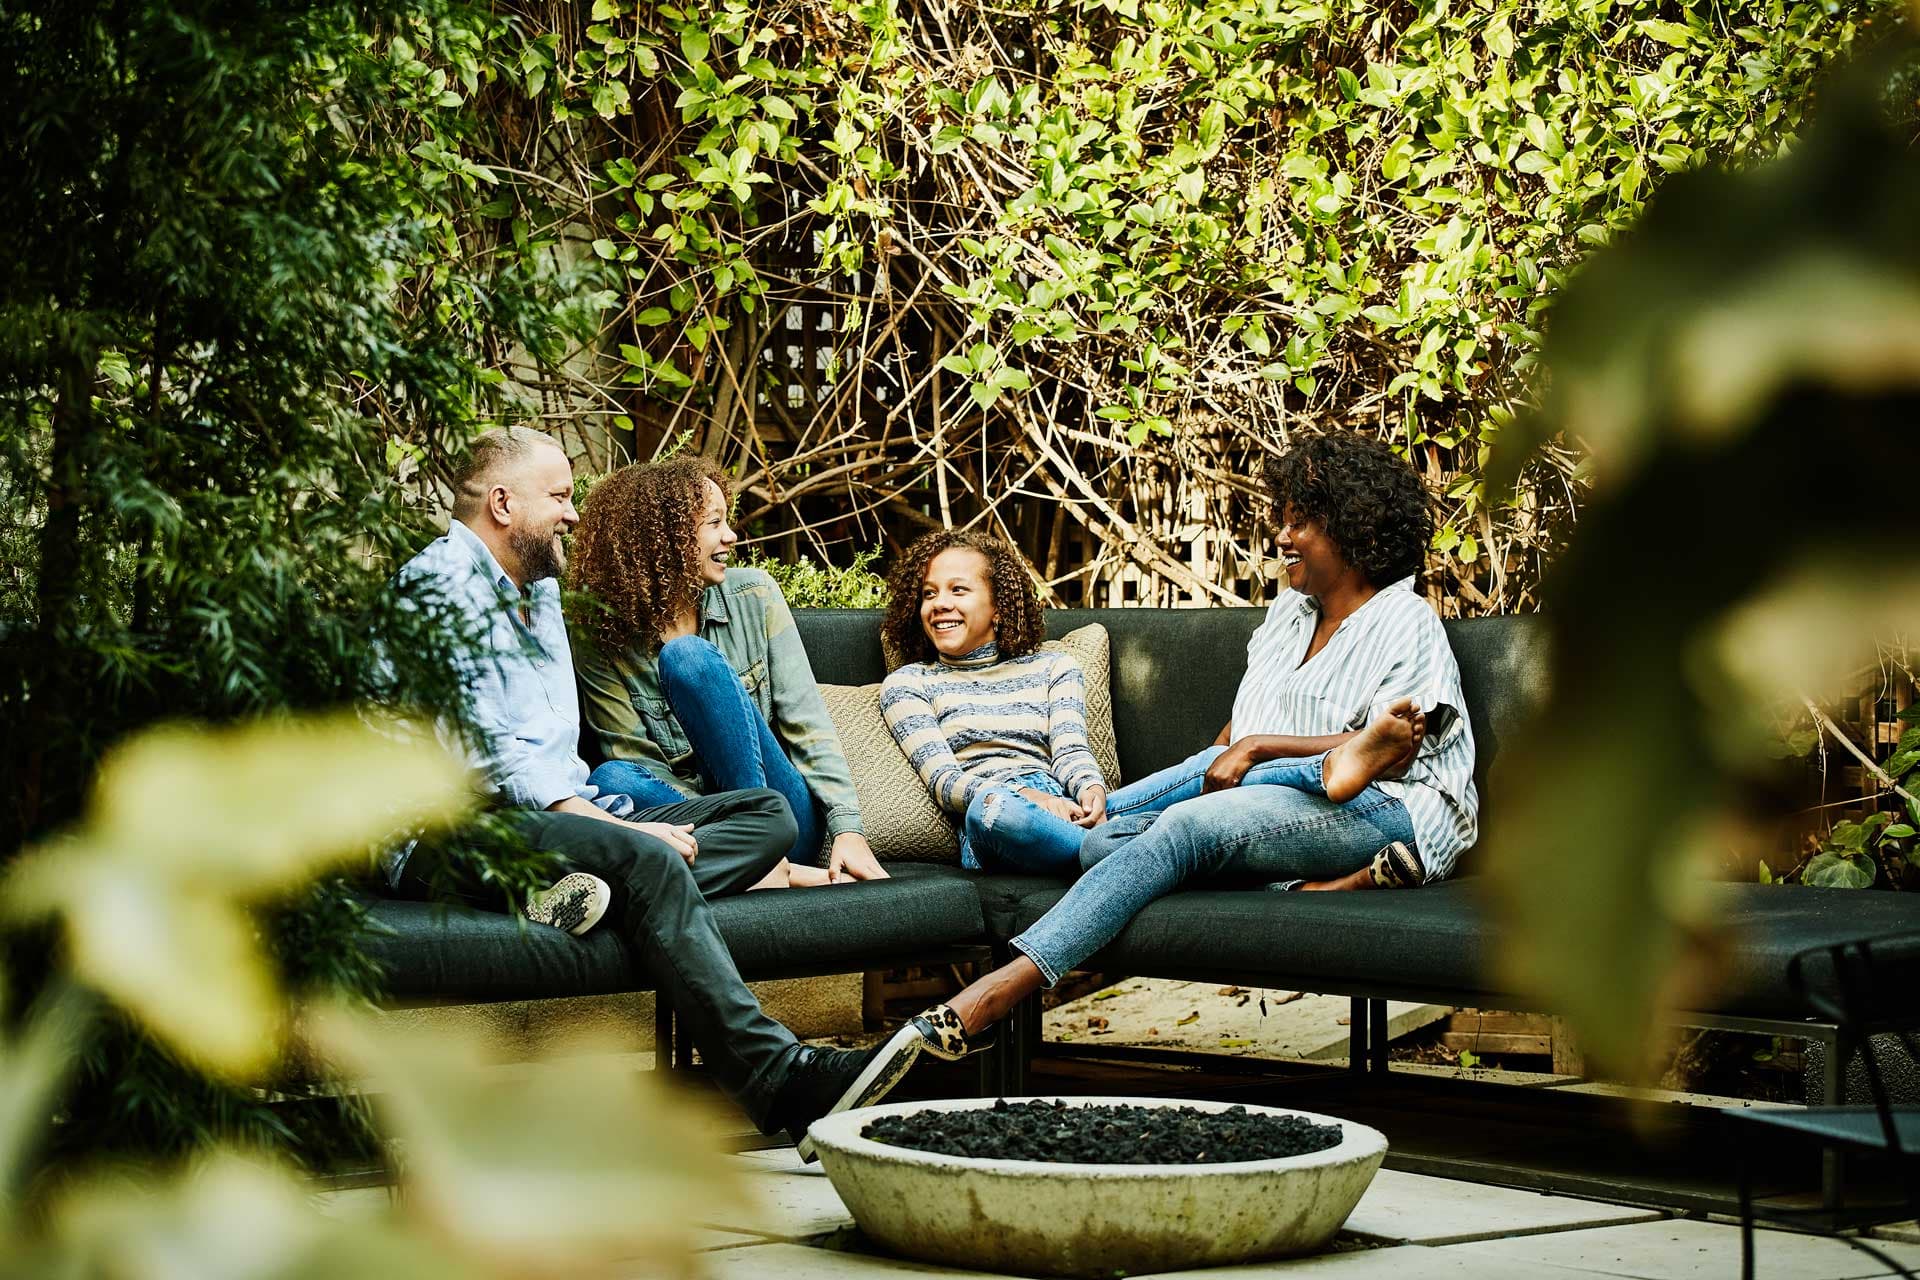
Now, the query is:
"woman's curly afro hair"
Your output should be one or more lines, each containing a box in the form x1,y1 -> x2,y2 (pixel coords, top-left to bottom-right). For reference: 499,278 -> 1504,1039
880,529 -> 1047,669
1263,434 -> 1433,589
569,455 -> 729,653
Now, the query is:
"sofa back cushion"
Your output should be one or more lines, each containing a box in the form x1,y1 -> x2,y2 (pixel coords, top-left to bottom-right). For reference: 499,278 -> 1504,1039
795,607 -> 1549,807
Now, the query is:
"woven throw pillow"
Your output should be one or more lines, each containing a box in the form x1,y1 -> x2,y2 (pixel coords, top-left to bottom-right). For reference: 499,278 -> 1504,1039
818,682 -> 960,863
1045,623 -> 1120,790
816,622 -> 1120,864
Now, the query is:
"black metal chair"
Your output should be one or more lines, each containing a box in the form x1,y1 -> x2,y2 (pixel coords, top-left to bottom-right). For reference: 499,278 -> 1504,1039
1723,927 -> 1920,1280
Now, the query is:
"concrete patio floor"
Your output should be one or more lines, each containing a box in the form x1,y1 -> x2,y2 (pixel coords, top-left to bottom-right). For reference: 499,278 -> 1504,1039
660,1144 -> 1920,1279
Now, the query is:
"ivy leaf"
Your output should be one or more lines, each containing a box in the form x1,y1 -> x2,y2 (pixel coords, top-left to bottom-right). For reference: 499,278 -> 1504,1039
1803,851 -> 1875,889
679,26 -> 710,65
1483,15 -> 1514,59
1637,19 -> 1695,48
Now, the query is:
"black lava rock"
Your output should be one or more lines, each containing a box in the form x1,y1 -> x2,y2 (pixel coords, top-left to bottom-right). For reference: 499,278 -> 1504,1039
861,1099 -> 1344,1165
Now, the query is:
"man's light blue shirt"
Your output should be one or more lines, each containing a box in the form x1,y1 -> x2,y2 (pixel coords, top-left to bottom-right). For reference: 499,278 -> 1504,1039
398,520 -> 632,819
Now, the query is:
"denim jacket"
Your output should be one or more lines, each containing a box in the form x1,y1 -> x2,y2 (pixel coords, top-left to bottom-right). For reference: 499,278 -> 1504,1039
573,567 -> 864,838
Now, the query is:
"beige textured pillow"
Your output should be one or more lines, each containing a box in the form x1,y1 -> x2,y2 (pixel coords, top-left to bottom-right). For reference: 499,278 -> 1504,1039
818,682 -> 960,863
1045,623 -> 1120,790
817,622 -> 1121,864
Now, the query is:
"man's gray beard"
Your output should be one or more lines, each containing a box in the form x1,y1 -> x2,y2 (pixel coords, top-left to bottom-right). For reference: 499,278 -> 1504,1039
509,525 -> 565,583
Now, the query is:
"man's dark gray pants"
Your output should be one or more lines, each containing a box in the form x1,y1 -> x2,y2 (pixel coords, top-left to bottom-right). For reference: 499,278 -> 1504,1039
411,787 -> 804,1131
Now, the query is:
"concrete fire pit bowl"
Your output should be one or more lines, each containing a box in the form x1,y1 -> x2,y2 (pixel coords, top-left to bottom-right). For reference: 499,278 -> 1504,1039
806,1095 -> 1387,1278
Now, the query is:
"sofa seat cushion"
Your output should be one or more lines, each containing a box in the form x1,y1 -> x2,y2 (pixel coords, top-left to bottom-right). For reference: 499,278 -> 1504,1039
1006,879 -> 1495,999
364,872 -> 988,1003
1712,883 -> 1920,1021
1006,879 -> 1920,1022
887,862 -> 1070,939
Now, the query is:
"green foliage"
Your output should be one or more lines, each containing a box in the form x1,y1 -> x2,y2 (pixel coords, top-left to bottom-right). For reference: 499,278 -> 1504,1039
1479,47 -> 1920,1076
0,714 -> 736,1273
1803,703 -> 1920,889
744,548 -> 891,607
512,0 -> 1898,602
0,0 -> 566,1167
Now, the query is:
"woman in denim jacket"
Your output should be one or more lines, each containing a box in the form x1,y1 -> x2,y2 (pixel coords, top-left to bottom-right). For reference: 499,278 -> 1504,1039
569,457 -> 886,887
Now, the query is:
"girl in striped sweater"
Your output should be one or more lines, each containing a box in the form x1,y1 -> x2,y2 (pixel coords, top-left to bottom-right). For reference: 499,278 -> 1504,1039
878,531 -> 1106,874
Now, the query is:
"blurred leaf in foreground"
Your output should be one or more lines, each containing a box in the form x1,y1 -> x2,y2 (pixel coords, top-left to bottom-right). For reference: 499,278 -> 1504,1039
316,1008 -> 745,1274
1482,48 -> 1920,1075
2,714 -> 472,1078
23,1153 -> 458,1280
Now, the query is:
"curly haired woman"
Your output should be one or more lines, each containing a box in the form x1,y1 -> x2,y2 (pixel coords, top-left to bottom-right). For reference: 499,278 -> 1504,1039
569,457 -> 885,888
877,530 -> 1109,874
881,434 -> 1481,1066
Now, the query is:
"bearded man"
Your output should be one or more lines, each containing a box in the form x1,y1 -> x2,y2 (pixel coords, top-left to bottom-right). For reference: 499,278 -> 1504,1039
389,426 -> 922,1153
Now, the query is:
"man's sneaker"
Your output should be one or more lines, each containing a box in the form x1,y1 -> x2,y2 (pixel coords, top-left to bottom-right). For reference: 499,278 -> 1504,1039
771,1030 -> 928,1163
523,872 -> 611,937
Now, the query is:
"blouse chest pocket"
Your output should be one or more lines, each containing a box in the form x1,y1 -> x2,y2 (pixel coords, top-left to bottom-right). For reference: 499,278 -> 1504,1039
633,693 -> 693,766
737,657 -> 770,711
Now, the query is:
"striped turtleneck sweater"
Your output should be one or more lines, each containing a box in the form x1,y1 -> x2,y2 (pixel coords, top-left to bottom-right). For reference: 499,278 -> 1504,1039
879,642 -> 1105,816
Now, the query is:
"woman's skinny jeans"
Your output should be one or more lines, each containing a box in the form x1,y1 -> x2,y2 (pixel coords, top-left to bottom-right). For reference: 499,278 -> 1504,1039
1008,746 -> 1416,985
588,636 -> 824,864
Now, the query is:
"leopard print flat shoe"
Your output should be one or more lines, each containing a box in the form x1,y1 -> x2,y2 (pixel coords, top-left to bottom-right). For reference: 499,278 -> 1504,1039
905,1003 -> 996,1061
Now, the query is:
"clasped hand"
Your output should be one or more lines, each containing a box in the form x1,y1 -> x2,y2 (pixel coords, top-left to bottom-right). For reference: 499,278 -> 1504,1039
1018,785 -> 1108,828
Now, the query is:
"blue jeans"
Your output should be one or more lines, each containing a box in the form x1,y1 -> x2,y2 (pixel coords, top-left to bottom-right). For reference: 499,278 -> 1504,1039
961,773 -> 1088,874
588,636 -> 823,865
1010,746 -> 1416,985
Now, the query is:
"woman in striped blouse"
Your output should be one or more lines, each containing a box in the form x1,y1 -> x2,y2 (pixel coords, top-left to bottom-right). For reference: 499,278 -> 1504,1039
881,435 -> 1481,1066
878,530 -> 1107,874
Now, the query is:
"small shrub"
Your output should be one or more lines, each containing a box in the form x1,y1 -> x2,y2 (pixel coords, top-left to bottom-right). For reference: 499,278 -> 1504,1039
741,548 -> 889,609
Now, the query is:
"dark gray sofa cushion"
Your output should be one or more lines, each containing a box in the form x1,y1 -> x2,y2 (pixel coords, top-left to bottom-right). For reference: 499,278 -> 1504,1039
363,872 -> 986,1002
888,862 -> 1069,940
1001,879 -> 1920,1018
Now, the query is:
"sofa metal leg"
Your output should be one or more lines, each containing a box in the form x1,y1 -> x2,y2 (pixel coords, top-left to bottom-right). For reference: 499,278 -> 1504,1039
1369,999 -> 1390,1076
1349,997 -> 1369,1075
1004,992 -> 1038,1096
1822,1026 -> 1852,1213
653,992 -> 675,1074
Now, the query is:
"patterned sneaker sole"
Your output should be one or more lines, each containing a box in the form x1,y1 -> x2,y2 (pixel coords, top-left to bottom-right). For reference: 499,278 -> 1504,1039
526,874 -> 611,937
794,1024 -> 927,1163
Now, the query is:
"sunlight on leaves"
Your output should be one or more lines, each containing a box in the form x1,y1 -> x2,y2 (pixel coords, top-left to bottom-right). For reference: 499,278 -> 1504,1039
0,989 -> 86,1233
315,1009 -> 744,1273
84,713 -> 474,893
36,1154 -> 456,1280
1709,565 -> 1920,716
2,714 -> 473,1078
1481,53 -> 1920,1075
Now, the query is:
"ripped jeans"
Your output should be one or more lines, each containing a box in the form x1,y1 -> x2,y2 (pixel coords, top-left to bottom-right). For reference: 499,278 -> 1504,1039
959,773 -> 1088,874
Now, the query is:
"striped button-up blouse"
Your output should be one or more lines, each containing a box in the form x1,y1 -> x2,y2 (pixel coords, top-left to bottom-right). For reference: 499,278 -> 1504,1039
1229,577 -> 1478,880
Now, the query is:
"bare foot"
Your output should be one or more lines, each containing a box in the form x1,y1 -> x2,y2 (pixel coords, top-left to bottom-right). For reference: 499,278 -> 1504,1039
946,956 -> 1046,1037
747,859 -> 793,890
1322,699 -> 1422,803
787,863 -> 834,888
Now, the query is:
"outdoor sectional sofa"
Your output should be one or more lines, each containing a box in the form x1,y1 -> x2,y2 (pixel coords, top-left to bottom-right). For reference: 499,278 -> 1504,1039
362,607 -> 1917,1115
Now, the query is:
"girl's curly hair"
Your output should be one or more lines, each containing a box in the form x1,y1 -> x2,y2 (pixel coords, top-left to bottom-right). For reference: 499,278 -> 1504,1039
1263,434 -> 1434,588
880,530 -> 1046,669
569,455 -> 729,653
